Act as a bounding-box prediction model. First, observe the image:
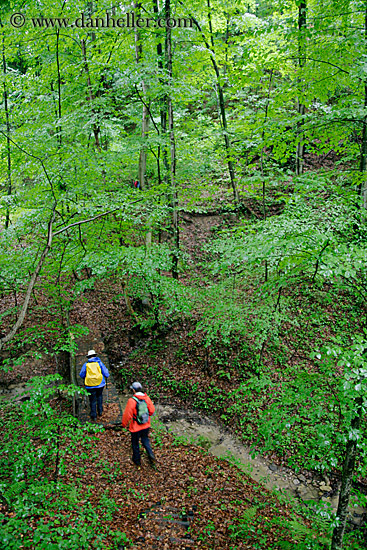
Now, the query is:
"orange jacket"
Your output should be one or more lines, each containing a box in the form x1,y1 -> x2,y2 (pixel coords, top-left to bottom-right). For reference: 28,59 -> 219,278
121,393 -> 155,432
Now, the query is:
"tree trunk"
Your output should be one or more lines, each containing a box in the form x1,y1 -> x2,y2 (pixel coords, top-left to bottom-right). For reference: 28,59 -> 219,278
168,96 -> 179,279
134,2 -> 150,191
121,280 -> 139,322
331,396 -> 363,550
177,0 -> 237,200
164,0 -> 179,279
138,81 -> 150,189
206,0 -> 237,201
2,30 -> 11,229
0,209 -> 56,351
56,29 -> 62,148
359,2 -> 367,207
359,85 -> 367,207
152,0 -> 165,184
0,208 -> 116,350
296,1 -> 307,176
81,39 -> 101,150
134,3 -> 152,249
55,28 -> 66,192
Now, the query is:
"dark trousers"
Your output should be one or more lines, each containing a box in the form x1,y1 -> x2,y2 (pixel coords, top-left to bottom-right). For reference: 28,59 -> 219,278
87,387 -> 104,419
131,428 -> 155,465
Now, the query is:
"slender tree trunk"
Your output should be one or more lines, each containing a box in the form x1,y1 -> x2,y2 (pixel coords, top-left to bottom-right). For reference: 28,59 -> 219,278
56,29 -> 62,148
81,40 -> 101,150
121,280 -> 139,322
168,95 -> 179,279
134,2 -> 150,190
0,207 -> 115,350
161,97 -> 169,180
153,0 -> 169,181
359,2 -> 367,207
153,0 -> 165,248
153,0 -> 164,184
133,2 -> 152,250
261,69 -> 273,221
55,29 -> 66,192
207,0 -> 237,200
296,1 -> 307,176
2,31 -> 11,229
331,396 -> 363,550
164,0 -> 179,279
359,86 -> 367,207
177,0 -> 237,200
0,209 -> 56,351
223,13 -> 230,76
261,70 -> 273,283
138,81 -> 150,189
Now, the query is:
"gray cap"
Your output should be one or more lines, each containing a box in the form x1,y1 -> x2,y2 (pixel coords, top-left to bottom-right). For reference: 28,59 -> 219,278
130,381 -> 142,392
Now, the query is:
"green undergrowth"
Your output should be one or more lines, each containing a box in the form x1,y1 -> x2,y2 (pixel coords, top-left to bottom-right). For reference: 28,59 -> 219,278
0,375 -> 131,550
117,353 -> 227,415
229,491 -> 366,550
115,297 -> 366,476
1,375 -> 365,550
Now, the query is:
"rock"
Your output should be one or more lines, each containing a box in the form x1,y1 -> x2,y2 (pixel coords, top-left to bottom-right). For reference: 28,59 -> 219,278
296,485 -> 310,497
158,407 -> 177,422
293,479 -> 300,486
298,474 -> 306,482
349,515 -> 363,527
319,485 -> 332,492
269,463 -> 278,472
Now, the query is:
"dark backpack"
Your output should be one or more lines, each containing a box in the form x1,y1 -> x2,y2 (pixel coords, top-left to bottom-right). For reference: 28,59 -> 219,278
132,396 -> 150,425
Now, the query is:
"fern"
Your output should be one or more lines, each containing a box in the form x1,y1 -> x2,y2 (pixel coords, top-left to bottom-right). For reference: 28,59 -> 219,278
278,517 -> 330,549
289,519 -> 313,541
241,506 -> 258,522
3,480 -> 26,503
229,506 -> 258,538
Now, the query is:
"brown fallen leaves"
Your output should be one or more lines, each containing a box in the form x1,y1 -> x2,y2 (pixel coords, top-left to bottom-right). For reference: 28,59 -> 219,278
56,425 -> 299,549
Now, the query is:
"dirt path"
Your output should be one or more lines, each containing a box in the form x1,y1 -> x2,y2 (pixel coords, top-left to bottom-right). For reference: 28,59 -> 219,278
73,327 -> 123,425
113,383 -> 365,527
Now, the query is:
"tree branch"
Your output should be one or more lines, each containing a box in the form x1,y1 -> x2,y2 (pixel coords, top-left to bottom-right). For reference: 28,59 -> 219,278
0,206 -> 56,350
53,209 -> 118,236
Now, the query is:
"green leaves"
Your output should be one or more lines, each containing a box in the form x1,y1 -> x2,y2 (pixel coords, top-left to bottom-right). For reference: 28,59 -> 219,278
0,374 -> 126,549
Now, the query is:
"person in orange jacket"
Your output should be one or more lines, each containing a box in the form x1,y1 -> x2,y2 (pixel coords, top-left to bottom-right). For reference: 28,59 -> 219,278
122,381 -> 156,466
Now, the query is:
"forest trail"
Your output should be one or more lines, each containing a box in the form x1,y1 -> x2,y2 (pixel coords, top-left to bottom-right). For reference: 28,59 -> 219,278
74,328 -> 122,426
113,365 -> 365,527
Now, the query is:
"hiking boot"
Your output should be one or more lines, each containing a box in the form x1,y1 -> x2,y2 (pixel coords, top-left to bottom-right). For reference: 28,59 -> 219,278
148,454 -> 156,465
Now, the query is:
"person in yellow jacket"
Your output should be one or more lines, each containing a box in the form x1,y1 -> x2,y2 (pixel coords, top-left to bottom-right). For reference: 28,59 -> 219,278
122,382 -> 156,466
79,350 -> 109,421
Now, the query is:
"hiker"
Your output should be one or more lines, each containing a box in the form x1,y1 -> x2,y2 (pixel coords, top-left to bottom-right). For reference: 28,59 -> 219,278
122,381 -> 156,467
79,350 -> 110,422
